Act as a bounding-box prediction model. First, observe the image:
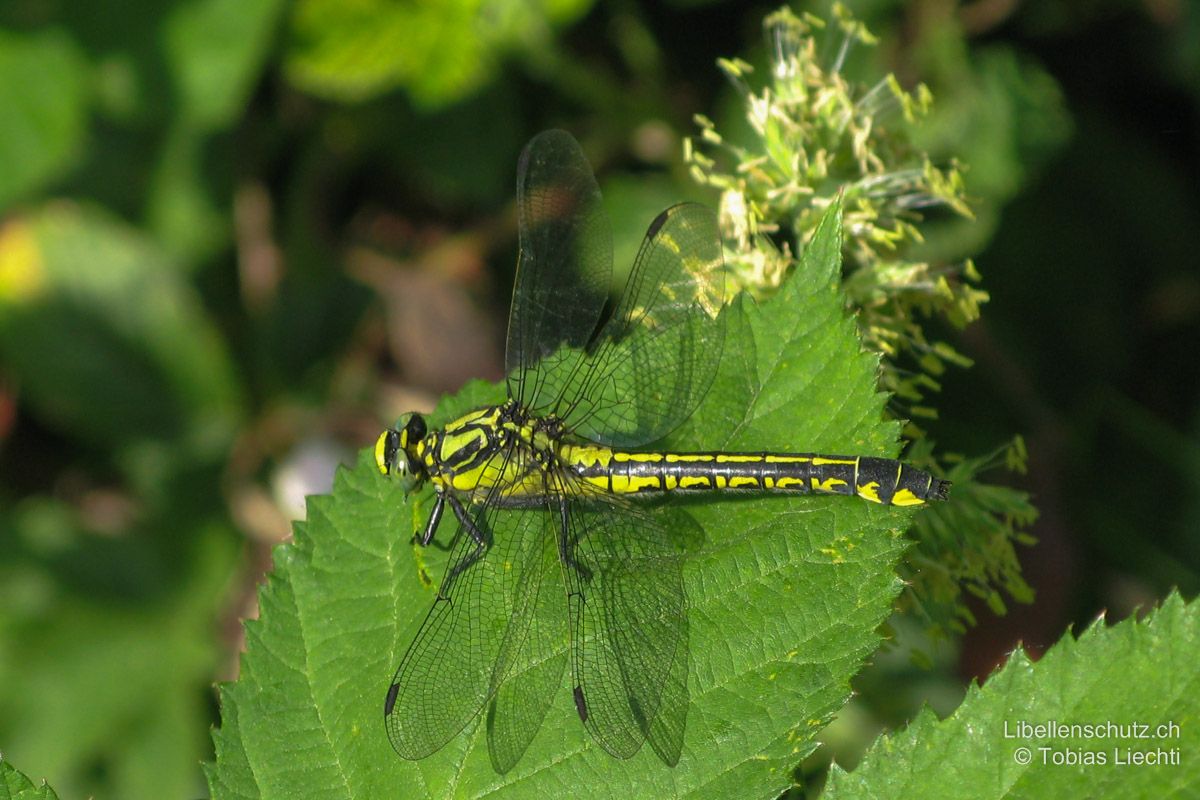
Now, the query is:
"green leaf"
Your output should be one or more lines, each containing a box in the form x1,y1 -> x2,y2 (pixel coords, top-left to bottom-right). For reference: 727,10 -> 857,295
0,201 -> 241,450
284,0 -> 593,107
162,0 -> 286,130
209,201 -> 919,797
150,0 -> 286,262
825,592 -> 1200,799
0,757 -> 59,800
0,203 -> 242,448
0,519 -> 237,800
144,124 -> 227,265
0,29 -> 88,212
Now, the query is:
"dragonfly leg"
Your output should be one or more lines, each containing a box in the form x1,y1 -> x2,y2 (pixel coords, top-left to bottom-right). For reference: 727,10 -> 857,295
415,492 -> 446,546
557,498 -> 593,583
442,494 -> 490,591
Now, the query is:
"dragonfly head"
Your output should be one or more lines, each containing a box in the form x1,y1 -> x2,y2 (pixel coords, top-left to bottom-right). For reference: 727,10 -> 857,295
375,413 -> 428,490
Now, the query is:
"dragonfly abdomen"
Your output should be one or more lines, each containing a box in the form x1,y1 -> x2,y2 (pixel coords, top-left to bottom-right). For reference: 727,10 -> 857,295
565,446 -> 949,506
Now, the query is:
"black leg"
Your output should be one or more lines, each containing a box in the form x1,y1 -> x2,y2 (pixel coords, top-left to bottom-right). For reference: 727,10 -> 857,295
449,495 -> 488,547
415,493 -> 446,546
442,495 -> 490,590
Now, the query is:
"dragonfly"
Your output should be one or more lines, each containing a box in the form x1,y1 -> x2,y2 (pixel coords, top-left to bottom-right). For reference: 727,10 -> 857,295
378,129 -> 949,773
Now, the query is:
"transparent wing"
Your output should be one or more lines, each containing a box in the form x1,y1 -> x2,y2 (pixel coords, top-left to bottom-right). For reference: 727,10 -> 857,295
553,203 -> 725,447
485,536 -> 569,773
507,129 -> 612,413
563,496 -> 695,763
384,447 -> 556,761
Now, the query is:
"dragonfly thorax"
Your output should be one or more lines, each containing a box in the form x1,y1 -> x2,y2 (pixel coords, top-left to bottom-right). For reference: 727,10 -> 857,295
378,402 -> 571,499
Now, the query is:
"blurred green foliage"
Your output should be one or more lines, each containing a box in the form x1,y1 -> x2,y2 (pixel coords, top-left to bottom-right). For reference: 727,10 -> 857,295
0,206 -> 241,445
287,0 -> 593,106
0,0 -> 1196,798
0,29 -> 86,209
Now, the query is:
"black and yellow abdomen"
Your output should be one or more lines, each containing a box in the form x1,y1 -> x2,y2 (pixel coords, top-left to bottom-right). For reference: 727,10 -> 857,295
563,444 -> 948,507
382,403 -> 949,508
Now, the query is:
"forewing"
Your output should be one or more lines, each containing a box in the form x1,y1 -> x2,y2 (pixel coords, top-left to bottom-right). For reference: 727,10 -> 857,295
560,203 -> 725,447
507,129 -> 612,413
384,448 -> 553,761
563,497 -> 694,763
